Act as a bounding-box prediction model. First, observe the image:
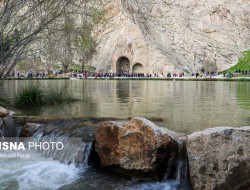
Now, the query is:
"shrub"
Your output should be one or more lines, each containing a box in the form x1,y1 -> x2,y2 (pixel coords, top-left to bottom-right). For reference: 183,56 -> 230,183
44,86 -> 77,105
14,85 -> 77,107
0,96 -> 9,107
15,85 -> 44,107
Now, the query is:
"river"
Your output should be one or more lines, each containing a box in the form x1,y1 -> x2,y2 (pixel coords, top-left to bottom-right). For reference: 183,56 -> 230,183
0,79 -> 249,190
1,79 -> 250,134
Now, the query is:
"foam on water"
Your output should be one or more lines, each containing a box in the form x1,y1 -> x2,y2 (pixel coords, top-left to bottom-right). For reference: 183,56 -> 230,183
0,154 -> 81,190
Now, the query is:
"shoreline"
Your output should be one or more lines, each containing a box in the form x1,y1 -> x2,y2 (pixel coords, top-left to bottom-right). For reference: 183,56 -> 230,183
1,76 -> 250,81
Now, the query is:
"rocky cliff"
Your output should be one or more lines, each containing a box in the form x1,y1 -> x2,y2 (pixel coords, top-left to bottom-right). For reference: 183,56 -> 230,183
91,0 -> 250,74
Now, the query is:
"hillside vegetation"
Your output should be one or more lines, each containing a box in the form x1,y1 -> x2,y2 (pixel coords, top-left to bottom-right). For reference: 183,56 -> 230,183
225,50 -> 250,73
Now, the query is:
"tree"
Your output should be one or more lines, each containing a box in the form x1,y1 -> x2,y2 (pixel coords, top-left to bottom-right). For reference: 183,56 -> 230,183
0,0 -> 75,78
39,1 -> 105,73
0,0 -> 105,78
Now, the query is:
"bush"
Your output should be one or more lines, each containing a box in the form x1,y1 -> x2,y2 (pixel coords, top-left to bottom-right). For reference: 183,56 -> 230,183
15,85 -> 43,107
14,85 -> 77,107
44,86 -> 77,105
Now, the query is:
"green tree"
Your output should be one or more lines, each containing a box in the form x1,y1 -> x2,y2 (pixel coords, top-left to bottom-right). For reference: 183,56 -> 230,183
0,0 -> 105,78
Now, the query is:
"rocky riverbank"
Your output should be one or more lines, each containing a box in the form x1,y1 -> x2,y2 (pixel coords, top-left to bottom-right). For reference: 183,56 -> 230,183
0,106 -> 249,189
93,117 -> 250,189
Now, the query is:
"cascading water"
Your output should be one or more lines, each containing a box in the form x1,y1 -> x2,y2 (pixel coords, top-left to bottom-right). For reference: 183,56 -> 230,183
175,139 -> 192,190
0,121 -> 94,190
30,126 -> 92,165
159,138 -> 192,190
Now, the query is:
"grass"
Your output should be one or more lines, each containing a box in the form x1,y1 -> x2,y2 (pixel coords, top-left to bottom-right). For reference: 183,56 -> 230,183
14,85 -> 77,107
15,85 -> 44,107
44,86 -> 77,104
221,50 -> 250,73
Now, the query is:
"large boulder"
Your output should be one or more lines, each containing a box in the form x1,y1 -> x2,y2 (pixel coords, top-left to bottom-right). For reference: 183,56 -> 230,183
94,117 -> 179,180
187,126 -> 250,190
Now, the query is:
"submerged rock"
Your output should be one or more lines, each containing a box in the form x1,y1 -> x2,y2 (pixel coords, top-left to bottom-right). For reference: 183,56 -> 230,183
94,117 -> 179,180
187,126 -> 250,190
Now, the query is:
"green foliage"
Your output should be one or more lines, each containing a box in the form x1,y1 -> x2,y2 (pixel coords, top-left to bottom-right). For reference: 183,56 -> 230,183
16,60 -> 30,72
223,50 -> 250,73
71,63 -> 82,72
15,85 -> 44,107
0,96 -> 9,108
85,65 -> 96,71
80,32 -> 93,49
90,7 -> 106,25
14,85 -> 77,107
44,85 -> 77,105
73,25 -> 94,50
82,117 -> 89,122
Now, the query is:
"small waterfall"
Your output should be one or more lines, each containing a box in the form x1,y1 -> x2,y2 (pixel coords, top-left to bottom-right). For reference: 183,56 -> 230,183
26,125 -> 93,166
82,143 -> 92,167
176,139 -> 192,190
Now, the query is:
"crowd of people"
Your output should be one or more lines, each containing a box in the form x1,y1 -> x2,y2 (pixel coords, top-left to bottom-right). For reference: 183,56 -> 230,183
13,70 -> 219,79
70,71 -> 218,78
13,69 -> 249,79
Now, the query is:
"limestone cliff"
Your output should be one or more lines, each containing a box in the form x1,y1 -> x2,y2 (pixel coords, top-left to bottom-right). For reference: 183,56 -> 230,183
91,0 -> 250,74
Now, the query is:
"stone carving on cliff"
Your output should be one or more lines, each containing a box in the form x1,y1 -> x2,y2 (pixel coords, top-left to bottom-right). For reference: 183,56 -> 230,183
91,0 -> 250,74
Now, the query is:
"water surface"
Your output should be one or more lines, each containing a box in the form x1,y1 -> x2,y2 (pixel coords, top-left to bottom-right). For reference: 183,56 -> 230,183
1,80 -> 249,134
1,79 -> 249,190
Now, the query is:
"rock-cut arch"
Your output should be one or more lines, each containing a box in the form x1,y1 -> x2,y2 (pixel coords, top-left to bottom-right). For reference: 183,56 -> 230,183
132,63 -> 143,73
116,57 -> 130,73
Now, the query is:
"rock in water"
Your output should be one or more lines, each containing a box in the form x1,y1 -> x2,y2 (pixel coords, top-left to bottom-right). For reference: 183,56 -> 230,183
94,117 -> 179,180
187,126 -> 250,190
20,123 -> 41,137
0,106 -> 9,118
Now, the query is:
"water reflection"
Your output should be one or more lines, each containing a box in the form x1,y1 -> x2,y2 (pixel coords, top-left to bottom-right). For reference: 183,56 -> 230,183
236,82 -> 250,109
0,80 -> 249,134
116,81 -> 130,103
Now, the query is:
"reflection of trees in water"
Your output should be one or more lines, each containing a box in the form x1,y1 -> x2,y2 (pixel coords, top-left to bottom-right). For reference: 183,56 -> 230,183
131,81 -> 143,98
116,57 -> 130,73
236,82 -> 250,108
116,81 -> 130,103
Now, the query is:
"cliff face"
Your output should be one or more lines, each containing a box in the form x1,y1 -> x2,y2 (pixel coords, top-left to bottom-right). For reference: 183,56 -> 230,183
91,0 -> 250,74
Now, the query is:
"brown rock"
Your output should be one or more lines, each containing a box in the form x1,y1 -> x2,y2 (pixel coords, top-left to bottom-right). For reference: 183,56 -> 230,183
187,126 -> 250,190
94,117 -> 179,180
20,123 -> 40,137
0,106 -> 9,117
